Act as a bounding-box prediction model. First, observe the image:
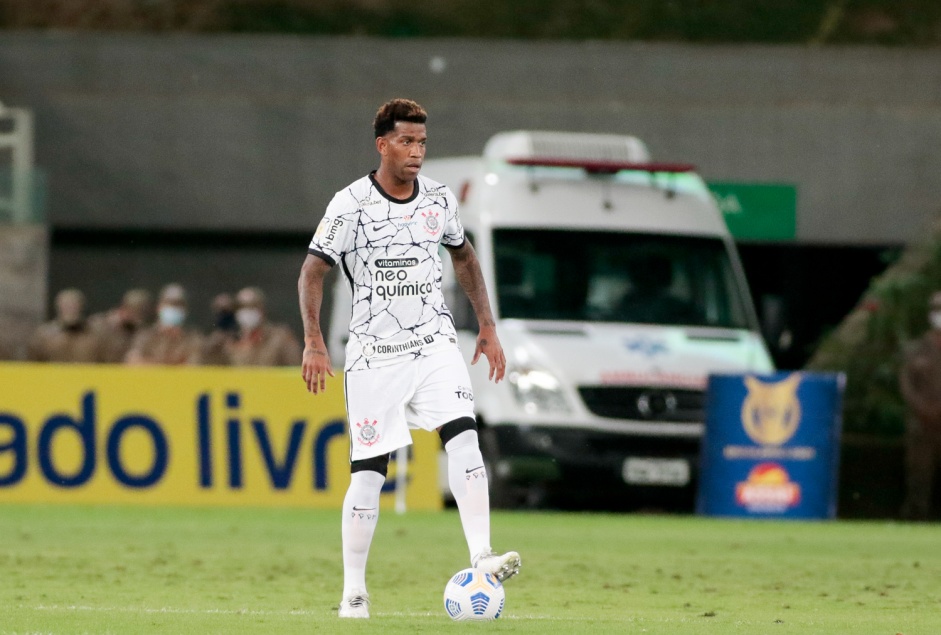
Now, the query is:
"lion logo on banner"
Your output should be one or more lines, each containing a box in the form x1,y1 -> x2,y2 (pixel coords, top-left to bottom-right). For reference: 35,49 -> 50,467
740,374 -> 802,446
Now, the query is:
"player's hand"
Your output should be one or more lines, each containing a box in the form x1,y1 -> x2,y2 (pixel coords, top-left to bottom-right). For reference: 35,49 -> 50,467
471,325 -> 506,383
301,342 -> 334,394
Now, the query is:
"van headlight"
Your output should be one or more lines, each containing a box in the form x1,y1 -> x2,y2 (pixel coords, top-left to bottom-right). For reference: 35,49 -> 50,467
507,367 -> 572,414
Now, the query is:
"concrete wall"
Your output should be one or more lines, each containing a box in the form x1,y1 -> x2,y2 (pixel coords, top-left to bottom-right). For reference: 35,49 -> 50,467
0,226 -> 48,358
1,33 -> 940,244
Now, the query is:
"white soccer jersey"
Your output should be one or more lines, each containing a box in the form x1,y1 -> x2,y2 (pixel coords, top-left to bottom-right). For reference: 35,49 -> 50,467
309,172 -> 466,371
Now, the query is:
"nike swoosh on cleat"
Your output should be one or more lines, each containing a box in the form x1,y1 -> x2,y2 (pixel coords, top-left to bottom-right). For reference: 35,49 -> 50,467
465,466 -> 484,474
352,506 -> 376,511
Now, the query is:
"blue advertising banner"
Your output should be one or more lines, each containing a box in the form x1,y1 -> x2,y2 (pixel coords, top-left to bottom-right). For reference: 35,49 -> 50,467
697,372 -> 845,519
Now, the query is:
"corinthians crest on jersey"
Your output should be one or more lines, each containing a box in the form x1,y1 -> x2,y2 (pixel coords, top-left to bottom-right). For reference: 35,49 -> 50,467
308,172 -> 465,371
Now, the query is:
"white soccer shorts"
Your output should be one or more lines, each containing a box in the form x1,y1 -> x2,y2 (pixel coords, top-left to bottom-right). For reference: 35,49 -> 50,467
343,347 -> 476,461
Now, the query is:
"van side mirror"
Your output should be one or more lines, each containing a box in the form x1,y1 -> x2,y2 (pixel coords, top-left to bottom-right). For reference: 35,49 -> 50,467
449,286 -> 479,332
760,294 -> 792,355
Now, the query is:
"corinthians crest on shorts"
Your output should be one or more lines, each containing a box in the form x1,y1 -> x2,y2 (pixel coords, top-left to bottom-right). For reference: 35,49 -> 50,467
355,418 -> 381,447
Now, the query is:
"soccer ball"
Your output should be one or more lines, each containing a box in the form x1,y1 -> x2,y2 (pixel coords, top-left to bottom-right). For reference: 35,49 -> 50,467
442,567 -> 505,621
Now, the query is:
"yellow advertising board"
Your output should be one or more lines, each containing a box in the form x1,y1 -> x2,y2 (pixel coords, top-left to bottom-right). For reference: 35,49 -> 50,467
0,363 -> 441,510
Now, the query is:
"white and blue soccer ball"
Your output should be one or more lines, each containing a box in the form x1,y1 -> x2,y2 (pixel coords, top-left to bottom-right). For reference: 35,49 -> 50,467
443,567 -> 505,621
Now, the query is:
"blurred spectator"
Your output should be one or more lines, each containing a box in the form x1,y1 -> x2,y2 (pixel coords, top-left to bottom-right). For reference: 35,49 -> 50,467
26,288 -> 107,363
899,290 -> 941,520
212,292 -> 239,336
89,288 -> 155,363
202,292 -> 239,366
125,283 -> 204,365
225,286 -> 302,366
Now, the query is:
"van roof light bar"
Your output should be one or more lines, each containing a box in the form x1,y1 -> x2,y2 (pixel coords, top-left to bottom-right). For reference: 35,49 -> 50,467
484,131 -> 652,164
505,157 -> 696,175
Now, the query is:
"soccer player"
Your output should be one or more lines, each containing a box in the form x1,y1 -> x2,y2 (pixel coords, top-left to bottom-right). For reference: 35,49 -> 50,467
298,98 -> 520,619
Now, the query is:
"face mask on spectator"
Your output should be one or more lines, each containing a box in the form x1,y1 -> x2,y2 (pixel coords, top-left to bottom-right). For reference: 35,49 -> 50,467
159,305 -> 186,328
930,311 -> 941,330
236,307 -> 262,331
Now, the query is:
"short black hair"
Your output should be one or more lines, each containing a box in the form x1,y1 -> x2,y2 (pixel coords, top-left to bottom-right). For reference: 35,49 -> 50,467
373,99 -> 427,138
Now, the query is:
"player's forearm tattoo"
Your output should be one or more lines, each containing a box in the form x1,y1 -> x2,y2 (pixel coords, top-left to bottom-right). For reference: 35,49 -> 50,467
298,257 -> 329,341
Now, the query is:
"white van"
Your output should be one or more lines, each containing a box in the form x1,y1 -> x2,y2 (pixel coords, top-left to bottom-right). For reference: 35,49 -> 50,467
329,131 -> 774,508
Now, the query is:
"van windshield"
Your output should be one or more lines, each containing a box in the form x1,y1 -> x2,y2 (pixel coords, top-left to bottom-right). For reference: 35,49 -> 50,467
492,229 -> 751,328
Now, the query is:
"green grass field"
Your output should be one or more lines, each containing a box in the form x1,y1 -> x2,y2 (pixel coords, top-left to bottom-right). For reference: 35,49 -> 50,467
1,505 -> 939,635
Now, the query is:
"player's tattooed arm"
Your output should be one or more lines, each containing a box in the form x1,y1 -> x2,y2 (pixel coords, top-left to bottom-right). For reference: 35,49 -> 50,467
298,254 -> 335,394
448,241 -> 506,383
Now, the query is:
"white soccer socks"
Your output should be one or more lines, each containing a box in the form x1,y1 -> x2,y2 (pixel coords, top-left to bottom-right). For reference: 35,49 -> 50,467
341,469 -> 384,602
445,430 -> 492,562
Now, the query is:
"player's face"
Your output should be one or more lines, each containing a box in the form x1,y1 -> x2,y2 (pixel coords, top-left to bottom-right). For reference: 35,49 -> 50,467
378,121 -> 427,183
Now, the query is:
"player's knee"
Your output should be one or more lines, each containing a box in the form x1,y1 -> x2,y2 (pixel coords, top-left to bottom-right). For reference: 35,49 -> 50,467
351,453 -> 391,478
439,416 -> 478,450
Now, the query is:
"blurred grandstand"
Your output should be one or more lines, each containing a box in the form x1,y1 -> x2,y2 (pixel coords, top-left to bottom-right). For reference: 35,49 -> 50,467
1,0 -> 939,45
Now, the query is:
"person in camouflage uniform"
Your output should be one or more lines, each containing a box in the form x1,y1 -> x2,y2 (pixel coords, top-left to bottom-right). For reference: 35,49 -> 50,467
225,286 -> 301,367
125,283 -> 204,365
27,288 -> 107,363
89,288 -> 154,363
202,292 -> 239,366
899,291 -> 941,519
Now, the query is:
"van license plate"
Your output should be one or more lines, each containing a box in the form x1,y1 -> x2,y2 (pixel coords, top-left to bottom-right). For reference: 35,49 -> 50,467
622,458 -> 690,486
